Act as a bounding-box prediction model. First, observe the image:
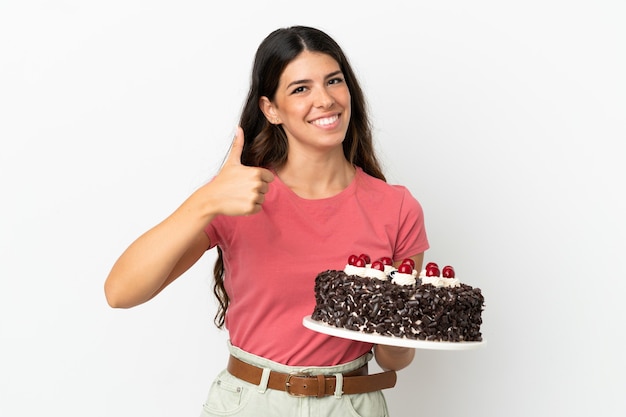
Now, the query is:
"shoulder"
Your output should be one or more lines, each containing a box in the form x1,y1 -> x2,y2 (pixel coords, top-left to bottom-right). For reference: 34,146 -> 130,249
355,168 -> 418,202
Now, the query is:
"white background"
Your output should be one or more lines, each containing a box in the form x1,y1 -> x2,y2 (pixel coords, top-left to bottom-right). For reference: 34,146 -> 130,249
1,1 -> 625,416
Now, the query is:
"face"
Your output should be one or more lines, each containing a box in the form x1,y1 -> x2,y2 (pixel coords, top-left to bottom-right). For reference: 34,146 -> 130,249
261,51 -> 351,154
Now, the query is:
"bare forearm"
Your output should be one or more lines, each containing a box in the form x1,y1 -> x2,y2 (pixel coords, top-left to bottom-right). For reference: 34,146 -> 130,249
104,194 -> 213,308
104,129 -> 275,309
374,345 -> 415,371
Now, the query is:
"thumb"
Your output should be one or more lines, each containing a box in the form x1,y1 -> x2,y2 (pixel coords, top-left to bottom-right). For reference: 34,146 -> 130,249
224,126 -> 245,166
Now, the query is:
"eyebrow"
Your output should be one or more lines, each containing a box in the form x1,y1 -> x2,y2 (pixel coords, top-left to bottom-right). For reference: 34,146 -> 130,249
285,70 -> 344,89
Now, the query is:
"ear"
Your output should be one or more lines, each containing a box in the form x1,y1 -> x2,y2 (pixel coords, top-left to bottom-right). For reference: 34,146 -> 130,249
259,96 -> 281,125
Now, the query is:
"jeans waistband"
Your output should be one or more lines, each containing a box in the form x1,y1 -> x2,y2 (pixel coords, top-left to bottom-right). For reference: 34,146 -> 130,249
227,340 -> 372,376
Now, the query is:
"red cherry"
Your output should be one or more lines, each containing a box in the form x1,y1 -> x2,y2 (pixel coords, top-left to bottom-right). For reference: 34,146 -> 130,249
442,265 -> 455,278
359,254 -> 371,264
371,261 -> 385,271
354,257 -> 367,267
398,263 -> 413,274
426,267 -> 440,277
378,257 -> 393,266
401,258 -> 415,269
425,262 -> 439,271
347,254 -> 359,266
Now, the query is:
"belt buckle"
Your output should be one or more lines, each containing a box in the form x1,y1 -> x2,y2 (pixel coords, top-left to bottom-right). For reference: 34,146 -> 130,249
284,371 -> 310,397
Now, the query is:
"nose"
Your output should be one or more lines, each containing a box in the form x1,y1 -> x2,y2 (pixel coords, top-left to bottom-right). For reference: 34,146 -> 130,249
314,87 -> 335,109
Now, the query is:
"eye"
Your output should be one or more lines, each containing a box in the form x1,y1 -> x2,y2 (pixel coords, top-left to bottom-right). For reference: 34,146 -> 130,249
290,85 -> 308,95
328,77 -> 345,86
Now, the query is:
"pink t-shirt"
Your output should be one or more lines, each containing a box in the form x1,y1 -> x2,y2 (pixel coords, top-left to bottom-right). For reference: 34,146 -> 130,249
205,167 -> 429,366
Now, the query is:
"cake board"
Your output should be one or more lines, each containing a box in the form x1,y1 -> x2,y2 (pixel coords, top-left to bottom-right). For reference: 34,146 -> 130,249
303,316 -> 486,351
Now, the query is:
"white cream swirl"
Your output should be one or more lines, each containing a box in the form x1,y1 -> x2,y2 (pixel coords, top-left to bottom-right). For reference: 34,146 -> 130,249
419,270 -> 460,288
344,264 -> 367,277
345,264 -> 389,280
391,271 -> 416,286
363,267 -> 388,281
383,265 -> 396,275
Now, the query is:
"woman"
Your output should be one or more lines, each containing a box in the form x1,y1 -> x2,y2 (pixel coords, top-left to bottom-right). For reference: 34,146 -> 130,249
105,26 -> 429,416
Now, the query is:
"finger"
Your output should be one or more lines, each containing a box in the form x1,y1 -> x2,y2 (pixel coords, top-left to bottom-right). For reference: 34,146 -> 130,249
255,193 -> 266,205
258,181 -> 270,195
224,126 -> 245,166
259,167 -> 275,183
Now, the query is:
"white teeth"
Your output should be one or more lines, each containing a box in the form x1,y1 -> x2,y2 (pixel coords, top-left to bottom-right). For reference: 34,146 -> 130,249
311,115 -> 338,126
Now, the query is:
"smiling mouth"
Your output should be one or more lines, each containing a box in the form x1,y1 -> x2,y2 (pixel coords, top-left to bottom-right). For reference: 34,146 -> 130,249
310,115 -> 339,126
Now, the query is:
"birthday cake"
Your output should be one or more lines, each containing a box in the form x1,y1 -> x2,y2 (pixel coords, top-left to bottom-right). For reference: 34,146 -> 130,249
311,254 -> 484,342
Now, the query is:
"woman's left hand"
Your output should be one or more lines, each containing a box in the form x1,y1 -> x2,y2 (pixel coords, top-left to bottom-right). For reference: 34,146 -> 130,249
373,344 -> 416,371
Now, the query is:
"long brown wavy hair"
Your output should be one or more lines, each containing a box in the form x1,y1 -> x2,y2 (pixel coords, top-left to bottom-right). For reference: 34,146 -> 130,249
212,26 -> 386,328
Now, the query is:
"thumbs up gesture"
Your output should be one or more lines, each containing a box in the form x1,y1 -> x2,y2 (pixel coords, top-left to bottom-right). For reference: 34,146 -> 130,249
204,127 -> 274,216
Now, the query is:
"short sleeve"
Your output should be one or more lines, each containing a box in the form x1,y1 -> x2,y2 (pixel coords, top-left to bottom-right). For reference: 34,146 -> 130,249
204,216 -> 222,250
393,186 -> 429,260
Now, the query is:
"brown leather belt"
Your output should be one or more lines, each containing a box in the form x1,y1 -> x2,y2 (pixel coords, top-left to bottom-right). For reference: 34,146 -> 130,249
227,355 -> 397,397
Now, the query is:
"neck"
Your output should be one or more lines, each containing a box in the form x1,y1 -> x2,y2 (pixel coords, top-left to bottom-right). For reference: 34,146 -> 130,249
276,150 -> 356,199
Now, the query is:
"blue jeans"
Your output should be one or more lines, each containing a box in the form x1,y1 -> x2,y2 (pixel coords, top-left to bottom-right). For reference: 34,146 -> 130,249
199,341 -> 390,417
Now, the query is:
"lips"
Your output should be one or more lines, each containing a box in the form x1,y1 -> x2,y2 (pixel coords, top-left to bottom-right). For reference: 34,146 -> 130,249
310,114 -> 339,126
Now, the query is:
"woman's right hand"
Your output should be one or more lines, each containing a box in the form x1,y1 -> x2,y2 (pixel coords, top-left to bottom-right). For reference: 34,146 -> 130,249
104,127 -> 273,308
198,126 -> 274,217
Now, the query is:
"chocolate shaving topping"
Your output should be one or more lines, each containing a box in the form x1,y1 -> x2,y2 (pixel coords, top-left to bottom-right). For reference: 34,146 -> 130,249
311,270 -> 485,342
